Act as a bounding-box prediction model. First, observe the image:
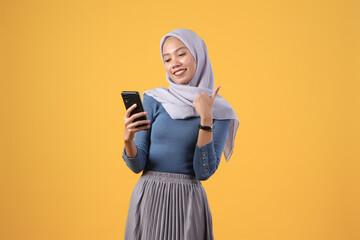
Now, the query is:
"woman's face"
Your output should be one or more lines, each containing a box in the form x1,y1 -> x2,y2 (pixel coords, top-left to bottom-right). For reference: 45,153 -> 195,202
162,37 -> 197,85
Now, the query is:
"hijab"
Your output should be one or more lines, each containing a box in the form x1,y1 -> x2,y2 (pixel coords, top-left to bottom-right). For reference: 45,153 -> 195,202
143,28 -> 239,162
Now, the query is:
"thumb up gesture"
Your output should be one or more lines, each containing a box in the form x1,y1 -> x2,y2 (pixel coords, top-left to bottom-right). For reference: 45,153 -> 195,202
193,86 -> 221,120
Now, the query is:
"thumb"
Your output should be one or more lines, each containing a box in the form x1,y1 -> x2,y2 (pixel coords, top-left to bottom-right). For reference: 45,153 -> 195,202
211,86 -> 221,100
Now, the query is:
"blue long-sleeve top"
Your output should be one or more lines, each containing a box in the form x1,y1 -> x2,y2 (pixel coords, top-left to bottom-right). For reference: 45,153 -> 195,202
122,94 -> 231,181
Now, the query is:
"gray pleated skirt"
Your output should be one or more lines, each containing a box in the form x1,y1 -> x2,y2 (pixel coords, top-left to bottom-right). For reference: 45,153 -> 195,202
125,170 -> 214,240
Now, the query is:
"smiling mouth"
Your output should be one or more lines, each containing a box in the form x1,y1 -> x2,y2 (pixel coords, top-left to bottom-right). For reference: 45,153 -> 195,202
174,69 -> 186,76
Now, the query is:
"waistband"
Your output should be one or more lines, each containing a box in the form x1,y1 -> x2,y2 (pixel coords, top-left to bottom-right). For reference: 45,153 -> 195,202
140,170 -> 200,184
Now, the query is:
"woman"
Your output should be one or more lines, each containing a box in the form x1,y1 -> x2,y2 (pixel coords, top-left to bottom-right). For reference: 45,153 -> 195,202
122,28 -> 239,240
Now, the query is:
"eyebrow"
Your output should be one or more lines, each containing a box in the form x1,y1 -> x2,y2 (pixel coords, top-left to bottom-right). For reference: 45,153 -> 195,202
162,47 -> 187,57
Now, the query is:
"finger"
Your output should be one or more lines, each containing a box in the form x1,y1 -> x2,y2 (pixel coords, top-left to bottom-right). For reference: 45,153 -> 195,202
124,111 -> 146,125
128,123 -> 151,133
211,86 -> 221,99
134,124 -> 151,132
128,119 -> 150,129
125,103 -> 137,118
129,111 -> 147,122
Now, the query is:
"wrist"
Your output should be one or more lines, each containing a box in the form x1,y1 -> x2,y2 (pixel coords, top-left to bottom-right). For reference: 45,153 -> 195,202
200,115 -> 213,125
124,135 -> 134,143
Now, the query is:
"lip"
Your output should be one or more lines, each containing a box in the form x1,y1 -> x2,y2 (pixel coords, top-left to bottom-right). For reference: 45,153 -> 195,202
173,68 -> 187,76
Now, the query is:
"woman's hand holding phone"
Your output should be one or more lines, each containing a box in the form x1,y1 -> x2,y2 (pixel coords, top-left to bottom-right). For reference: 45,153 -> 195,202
124,103 -> 151,142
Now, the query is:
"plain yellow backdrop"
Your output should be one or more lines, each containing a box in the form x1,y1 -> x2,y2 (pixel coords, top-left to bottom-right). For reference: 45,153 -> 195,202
1,0 -> 359,239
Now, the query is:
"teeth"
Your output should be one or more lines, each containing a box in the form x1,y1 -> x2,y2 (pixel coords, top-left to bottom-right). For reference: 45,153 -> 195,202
174,69 -> 185,75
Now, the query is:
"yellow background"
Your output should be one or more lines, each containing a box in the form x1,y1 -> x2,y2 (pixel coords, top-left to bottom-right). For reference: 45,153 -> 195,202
1,0 -> 359,239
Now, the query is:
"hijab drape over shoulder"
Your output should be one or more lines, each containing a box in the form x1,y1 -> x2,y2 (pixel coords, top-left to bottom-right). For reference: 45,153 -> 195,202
144,28 -> 239,162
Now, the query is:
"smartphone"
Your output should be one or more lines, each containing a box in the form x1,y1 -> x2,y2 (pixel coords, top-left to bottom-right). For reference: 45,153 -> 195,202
121,91 -> 149,128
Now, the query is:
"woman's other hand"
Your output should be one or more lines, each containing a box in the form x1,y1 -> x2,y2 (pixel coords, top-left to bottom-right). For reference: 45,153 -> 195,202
124,103 -> 150,142
193,86 -> 221,120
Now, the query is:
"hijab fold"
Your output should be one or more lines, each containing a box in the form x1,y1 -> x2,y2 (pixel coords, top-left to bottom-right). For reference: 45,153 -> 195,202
144,28 -> 239,162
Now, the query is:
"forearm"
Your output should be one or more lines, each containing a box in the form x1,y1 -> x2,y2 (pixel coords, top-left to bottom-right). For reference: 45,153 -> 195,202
194,115 -> 217,180
193,140 -> 218,180
196,116 -> 213,147
124,139 -> 138,158
122,140 -> 146,173
193,118 -> 231,181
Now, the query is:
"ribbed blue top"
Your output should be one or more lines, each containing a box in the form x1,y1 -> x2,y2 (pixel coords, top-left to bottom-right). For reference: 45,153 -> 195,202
122,94 -> 230,180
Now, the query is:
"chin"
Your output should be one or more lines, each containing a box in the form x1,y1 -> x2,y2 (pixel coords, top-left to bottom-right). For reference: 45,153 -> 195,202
172,76 -> 190,85
176,80 -> 191,85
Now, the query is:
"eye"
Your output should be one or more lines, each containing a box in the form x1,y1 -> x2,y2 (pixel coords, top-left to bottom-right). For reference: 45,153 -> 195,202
179,53 -> 186,56
164,59 -> 171,62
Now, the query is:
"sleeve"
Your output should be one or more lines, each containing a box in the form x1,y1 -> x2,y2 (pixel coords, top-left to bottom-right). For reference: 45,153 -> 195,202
122,94 -> 155,174
193,119 -> 231,180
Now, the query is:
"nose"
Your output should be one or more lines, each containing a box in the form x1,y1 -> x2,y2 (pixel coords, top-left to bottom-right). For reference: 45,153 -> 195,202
171,57 -> 181,68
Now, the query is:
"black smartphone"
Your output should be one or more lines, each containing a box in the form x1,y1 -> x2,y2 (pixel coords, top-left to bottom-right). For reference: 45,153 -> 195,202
121,91 -> 149,128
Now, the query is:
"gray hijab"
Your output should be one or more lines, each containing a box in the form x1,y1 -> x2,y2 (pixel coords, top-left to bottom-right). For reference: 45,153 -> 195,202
144,28 -> 239,162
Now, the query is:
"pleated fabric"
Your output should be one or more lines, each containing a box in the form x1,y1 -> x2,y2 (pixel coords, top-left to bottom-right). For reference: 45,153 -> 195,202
125,170 -> 214,240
